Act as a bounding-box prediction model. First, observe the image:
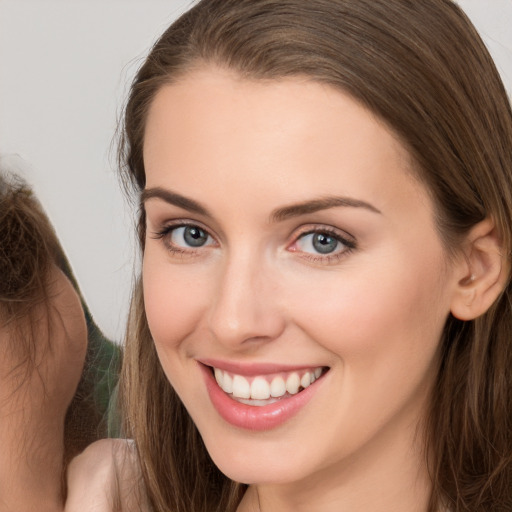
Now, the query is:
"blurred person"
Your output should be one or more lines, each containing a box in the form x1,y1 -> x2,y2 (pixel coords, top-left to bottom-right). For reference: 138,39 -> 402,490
0,156 -> 120,511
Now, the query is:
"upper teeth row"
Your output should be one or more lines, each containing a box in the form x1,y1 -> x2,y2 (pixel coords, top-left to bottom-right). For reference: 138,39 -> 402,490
214,367 -> 323,400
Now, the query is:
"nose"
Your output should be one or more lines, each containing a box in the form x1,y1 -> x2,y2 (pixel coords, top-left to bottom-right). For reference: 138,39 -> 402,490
207,251 -> 286,349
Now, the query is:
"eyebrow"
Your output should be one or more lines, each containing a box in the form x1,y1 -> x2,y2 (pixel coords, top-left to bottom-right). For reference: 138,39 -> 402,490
141,187 -> 210,216
270,196 -> 381,222
142,187 -> 381,221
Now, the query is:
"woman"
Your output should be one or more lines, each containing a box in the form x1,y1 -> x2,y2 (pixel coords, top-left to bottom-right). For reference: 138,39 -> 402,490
0,159 -> 120,511
67,1 -> 512,511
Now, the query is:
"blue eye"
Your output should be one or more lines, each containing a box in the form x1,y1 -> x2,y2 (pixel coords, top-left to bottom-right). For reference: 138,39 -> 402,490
150,223 -> 217,256
297,232 -> 340,254
170,225 -> 212,248
294,230 -> 353,257
313,233 -> 339,254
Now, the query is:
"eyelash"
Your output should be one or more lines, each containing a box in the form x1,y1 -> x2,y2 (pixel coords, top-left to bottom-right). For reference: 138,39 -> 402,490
150,221 -> 356,263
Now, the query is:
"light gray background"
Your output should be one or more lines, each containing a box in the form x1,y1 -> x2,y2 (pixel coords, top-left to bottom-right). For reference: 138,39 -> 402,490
1,0 -> 511,342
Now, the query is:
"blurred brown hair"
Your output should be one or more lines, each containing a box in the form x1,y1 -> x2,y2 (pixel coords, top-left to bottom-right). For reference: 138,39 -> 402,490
118,1 -> 512,510
0,168 -> 119,466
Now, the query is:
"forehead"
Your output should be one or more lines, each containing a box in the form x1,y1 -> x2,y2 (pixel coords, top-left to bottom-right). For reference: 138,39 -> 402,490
143,67 -> 429,219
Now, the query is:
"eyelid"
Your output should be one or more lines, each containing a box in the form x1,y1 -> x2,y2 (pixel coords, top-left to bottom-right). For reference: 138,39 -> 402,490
292,224 -> 356,244
151,218 -> 216,238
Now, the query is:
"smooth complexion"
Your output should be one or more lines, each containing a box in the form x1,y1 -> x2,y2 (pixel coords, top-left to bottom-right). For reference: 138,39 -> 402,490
142,67 -> 466,512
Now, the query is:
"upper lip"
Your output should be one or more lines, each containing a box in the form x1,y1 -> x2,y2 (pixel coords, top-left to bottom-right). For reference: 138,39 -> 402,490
198,358 -> 327,376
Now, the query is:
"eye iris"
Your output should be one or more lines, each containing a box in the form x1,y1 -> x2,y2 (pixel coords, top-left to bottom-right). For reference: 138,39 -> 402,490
183,226 -> 208,247
312,233 -> 338,254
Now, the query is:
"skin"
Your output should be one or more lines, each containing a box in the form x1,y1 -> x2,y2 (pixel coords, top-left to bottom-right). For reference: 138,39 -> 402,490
0,267 -> 87,512
65,438 -> 148,512
140,67 -> 470,512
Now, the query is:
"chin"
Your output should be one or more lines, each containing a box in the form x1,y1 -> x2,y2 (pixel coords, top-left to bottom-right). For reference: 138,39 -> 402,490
199,427 -> 319,485
214,456 -> 309,486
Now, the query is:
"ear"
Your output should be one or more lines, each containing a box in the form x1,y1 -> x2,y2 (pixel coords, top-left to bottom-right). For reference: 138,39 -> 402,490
450,218 -> 509,321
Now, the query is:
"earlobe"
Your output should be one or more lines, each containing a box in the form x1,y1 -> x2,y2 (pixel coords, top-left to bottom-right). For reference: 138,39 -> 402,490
450,218 -> 509,321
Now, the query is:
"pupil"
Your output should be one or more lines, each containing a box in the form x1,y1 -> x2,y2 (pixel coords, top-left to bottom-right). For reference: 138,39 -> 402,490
184,226 -> 207,247
313,233 -> 338,254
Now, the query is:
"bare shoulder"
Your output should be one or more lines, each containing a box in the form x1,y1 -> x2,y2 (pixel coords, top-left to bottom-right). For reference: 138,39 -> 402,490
66,439 -> 150,512
67,438 -> 137,479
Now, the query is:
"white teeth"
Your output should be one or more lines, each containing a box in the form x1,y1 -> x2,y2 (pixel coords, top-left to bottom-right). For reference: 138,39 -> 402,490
300,372 -> 311,389
223,372 -> 233,394
251,377 -> 271,400
285,372 -> 300,395
214,368 -> 223,387
270,376 -> 286,397
213,367 -> 324,401
235,397 -> 281,407
232,375 -> 251,398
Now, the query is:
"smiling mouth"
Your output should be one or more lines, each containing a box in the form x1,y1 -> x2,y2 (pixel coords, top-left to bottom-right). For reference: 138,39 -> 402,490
210,366 -> 328,407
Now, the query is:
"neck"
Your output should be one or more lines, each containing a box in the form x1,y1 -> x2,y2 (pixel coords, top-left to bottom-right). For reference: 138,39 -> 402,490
0,396 -> 65,512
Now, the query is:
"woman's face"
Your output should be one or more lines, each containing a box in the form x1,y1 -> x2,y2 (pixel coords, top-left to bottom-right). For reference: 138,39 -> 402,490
142,68 -> 460,487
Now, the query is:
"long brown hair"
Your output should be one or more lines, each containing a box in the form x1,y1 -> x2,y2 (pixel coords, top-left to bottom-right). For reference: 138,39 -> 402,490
118,1 -> 512,510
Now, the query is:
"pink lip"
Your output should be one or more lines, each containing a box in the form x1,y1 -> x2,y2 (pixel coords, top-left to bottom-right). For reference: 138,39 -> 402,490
199,362 -> 326,431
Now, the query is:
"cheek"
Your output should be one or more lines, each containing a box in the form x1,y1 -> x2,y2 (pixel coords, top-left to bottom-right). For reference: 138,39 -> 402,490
142,253 -> 210,357
142,254 -> 221,410
279,253 -> 450,456
288,249 -> 450,372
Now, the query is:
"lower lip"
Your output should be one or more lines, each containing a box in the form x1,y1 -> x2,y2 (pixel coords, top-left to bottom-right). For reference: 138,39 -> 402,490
199,364 -> 324,431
